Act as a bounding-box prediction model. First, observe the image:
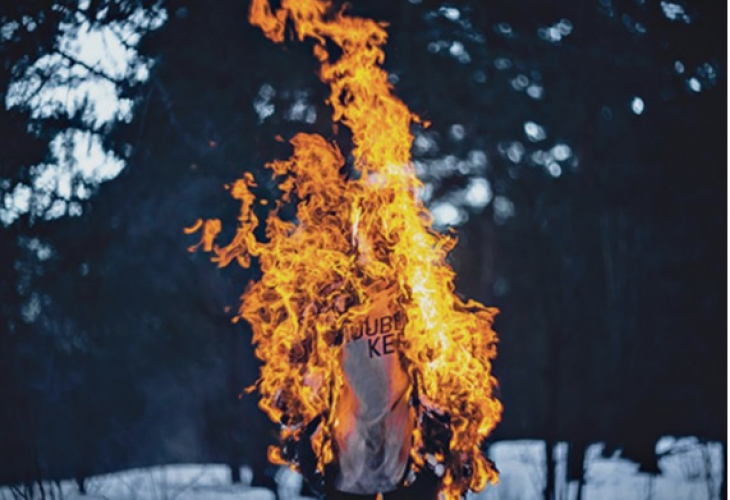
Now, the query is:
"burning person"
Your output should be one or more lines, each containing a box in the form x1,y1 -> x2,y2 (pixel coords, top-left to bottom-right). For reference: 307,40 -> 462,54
188,1 -> 503,499
284,228 -> 452,500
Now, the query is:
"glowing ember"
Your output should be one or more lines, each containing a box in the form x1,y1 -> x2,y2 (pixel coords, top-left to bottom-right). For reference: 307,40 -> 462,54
188,0 -> 502,497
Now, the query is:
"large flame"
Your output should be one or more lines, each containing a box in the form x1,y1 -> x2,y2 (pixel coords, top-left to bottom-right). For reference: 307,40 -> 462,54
188,0 -> 501,497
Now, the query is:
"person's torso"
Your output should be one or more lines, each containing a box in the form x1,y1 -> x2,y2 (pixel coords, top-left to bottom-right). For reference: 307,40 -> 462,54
331,286 -> 413,494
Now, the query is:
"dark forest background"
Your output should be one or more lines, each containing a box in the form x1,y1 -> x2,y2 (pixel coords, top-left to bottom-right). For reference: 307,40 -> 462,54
0,0 -> 725,499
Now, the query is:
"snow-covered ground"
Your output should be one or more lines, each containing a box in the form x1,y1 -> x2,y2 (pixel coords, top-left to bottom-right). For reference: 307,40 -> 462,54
470,438 -> 723,500
0,438 -> 722,500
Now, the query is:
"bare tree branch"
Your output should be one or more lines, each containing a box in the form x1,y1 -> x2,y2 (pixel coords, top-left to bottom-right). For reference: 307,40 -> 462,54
56,50 -> 122,85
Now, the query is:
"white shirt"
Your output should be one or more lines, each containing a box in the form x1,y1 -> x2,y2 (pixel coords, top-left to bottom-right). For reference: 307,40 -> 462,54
331,287 -> 413,494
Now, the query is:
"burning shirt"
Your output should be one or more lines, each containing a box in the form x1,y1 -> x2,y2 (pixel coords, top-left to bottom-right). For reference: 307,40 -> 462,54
331,285 -> 413,494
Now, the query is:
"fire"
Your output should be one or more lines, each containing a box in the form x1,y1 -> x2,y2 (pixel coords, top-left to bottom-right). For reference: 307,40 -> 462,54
188,0 -> 502,497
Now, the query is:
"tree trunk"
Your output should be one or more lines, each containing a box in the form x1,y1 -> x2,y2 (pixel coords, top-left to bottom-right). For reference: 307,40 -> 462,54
567,441 -> 586,500
226,320 -> 244,486
644,475 -> 653,500
575,476 -> 585,500
75,476 -> 86,495
720,442 -> 726,500
229,462 -> 241,484
700,441 -> 715,500
544,439 -> 556,500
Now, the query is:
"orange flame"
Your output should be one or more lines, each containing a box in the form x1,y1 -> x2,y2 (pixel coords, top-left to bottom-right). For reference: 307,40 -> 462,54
189,0 -> 501,497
